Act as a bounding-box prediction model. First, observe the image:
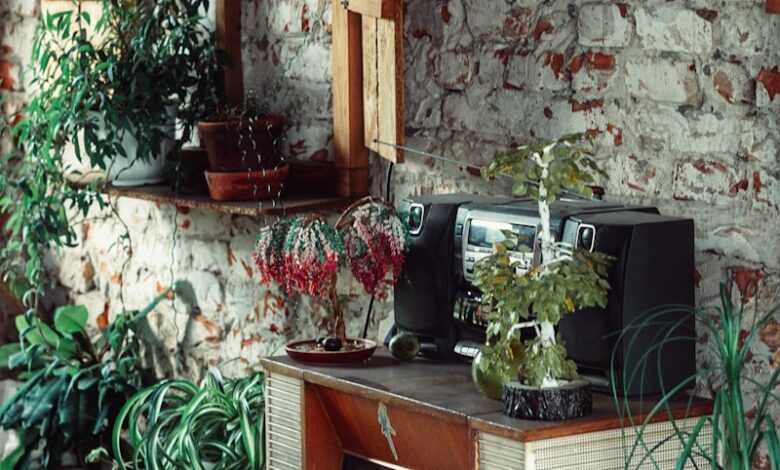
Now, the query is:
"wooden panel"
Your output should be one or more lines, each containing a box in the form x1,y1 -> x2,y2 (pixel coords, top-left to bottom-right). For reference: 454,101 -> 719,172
361,3 -> 404,163
303,383 -> 343,470
216,0 -> 244,107
362,16 -> 379,150
346,0 -> 397,19
332,0 -> 369,197
314,384 -> 472,470
376,10 -> 404,163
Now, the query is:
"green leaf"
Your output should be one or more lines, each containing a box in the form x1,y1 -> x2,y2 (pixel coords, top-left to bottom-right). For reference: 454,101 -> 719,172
0,343 -> 20,369
54,305 -> 89,335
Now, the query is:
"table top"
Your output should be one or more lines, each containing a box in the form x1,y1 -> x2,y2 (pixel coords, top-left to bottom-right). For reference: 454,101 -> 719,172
260,348 -> 711,442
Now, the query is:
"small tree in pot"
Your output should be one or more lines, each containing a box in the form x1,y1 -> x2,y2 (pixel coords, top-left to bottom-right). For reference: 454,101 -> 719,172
473,135 -> 612,420
253,198 -> 407,358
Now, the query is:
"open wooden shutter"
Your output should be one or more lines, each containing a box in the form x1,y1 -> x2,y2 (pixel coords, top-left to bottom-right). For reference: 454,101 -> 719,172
332,0 -> 405,197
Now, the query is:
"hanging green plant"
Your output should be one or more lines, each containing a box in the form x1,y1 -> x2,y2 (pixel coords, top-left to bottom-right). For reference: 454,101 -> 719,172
0,0 -> 222,304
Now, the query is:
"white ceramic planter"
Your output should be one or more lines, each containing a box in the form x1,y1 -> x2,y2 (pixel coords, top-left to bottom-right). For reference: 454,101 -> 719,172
62,109 -> 175,187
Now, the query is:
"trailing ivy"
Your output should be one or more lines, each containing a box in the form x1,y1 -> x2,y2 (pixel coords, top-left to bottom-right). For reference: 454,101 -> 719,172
0,0 -> 221,304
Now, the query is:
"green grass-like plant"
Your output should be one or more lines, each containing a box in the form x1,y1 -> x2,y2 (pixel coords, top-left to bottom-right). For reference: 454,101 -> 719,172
112,371 -> 265,470
612,283 -> 780,469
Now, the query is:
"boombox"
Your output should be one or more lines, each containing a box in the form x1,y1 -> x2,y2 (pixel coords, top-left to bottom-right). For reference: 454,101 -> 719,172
393,193 -> 696,396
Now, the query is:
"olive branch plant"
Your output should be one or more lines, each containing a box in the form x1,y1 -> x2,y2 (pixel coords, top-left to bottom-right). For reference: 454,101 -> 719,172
474,134 -> 613,389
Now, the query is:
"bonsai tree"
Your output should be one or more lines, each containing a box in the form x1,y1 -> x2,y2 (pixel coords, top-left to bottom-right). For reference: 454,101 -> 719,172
474,135 -> 612,399
253,197 -> 407,349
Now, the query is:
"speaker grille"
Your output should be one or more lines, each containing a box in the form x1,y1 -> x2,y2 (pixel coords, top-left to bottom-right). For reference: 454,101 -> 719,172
266,373 -> 303,470
477,417 -> 713,470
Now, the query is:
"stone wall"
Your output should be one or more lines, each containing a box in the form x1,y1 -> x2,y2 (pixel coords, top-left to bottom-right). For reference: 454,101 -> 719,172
3,0 -> 780,464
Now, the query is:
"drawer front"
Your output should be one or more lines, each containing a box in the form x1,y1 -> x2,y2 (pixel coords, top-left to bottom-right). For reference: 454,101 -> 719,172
311,384 -> 472,470
266,373 -> 304,470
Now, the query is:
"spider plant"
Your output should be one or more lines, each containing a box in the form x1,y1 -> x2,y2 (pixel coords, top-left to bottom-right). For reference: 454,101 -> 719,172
612,283 -> 780,469
112,370 -> 265,470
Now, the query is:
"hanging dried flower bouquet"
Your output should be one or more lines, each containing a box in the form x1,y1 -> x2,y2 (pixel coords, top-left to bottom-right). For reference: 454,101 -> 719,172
253,197 -> 408,359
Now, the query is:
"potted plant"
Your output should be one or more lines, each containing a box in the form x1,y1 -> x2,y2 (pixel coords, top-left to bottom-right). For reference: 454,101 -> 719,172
199,98 -> 289,201
613,283 -> 780,469
253,197 -> 407,362
0,0 -> 220,304
112,370 -> 266,470
472,134 -> 612,420
0,286 -> 176,469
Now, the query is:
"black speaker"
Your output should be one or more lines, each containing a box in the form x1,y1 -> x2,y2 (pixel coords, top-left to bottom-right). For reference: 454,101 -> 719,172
558,211 -> 696,397
394,194 -> 509,358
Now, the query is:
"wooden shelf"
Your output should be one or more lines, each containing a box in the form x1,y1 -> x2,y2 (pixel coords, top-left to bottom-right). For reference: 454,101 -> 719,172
104,184 -> 356,217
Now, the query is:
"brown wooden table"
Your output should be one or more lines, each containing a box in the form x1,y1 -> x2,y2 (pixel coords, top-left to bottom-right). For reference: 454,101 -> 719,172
261,349 -> 712,470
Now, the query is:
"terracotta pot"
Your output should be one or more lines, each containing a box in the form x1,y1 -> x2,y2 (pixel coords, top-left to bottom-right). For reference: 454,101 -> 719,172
198,114 -> 285,172
768,0 -> 780,13
205,164 -> 289,201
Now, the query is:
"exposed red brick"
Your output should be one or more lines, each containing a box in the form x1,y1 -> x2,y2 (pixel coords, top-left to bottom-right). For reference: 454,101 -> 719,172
570,52 -> 615,74
532,19 -> 553,41
241,259 -> 253,278
734,269 -> 763,303
589,52 -> 615,70
627,182 -> 645,192
585,128 -> 601,139
695,9 -> 718,22
241,336 -> 264,348
0,61 -> 15,91
309,148 -> 328,161
543,107 -> 554,119
753,171 -> 763,193
96,302 -> 110,330
227,246 -> 236,266
729,179 -> 749,195
412,29 -> 433,40
441,4 -> 451,24
544,52 -> 565,79
503,7 -> 534,38
194,314 -> 221,335
688,63 -> 697,72
713,71 -> 733,103
616,3 -> 629,17
180,219 -> 191,230
607,124 -> 623,146
710,161 -> 728,173
301,5 -> 310,32
692,159 -> 713,174
571,98 -> 604,112
503,82 -> 524,91
757,66 -> 780,101
175,205 -> 190,215
494,48 -> 513,66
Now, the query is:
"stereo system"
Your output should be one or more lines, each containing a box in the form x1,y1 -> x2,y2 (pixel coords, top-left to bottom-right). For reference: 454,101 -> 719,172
393,193 -> 696,396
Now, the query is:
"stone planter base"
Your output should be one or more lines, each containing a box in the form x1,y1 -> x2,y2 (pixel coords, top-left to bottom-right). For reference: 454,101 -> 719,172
502,380 -> 592,421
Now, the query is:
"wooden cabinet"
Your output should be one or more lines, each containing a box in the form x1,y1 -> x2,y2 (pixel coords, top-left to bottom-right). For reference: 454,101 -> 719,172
261,350 -> 712,470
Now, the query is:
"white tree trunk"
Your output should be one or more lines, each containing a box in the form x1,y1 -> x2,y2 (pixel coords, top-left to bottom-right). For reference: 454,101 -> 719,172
534,148 -> 560,388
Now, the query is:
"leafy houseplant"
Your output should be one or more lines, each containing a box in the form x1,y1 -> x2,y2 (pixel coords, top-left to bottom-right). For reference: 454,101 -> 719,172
253,197 -> 407,352
613,283 -> 780,470
473,135 -> 611,418
0,0 -> 220,301
112,371 -> 266,470
0,287 -> 174,469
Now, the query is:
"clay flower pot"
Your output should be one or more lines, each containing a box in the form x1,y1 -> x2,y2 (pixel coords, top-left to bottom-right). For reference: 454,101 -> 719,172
769,0 -> 780,14
205,164 -> 289,201
197,114 -> 285,172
